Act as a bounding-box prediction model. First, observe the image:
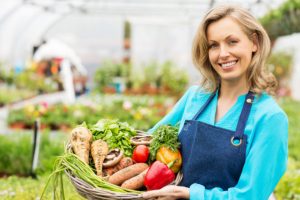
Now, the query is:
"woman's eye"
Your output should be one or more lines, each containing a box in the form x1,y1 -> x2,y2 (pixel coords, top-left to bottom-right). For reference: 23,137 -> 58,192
229,40 -> 238,45
209,44 -> 218,49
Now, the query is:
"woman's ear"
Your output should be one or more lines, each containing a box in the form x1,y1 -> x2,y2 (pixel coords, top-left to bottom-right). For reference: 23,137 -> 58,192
251,33 -> 258,53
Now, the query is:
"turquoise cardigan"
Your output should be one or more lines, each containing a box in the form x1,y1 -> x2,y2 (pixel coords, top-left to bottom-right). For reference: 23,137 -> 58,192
149,86 -> 288,200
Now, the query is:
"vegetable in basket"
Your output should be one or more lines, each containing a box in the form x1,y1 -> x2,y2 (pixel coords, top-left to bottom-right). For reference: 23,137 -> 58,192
70,126 -> 92,164
144,160 -> 175,190
103,157 -> 134,176
121,168 -> 148,190
156,146 -> 182,173
108,163 -> 149,185
149,125 -> 181,162
41,121 -> 143,200
91,139 -> 109,177
103,148 -> 124,168
41,153 -> 141,200
132,144 -> 150,163
91,119 -> 136,157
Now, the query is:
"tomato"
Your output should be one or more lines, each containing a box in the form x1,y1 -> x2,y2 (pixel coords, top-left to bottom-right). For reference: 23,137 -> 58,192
132,145 -> 149,163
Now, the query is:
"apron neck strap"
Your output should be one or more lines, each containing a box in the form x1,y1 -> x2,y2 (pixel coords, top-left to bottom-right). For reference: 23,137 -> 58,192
234,91 -> 255,139
192,90 -> 255,138
192,91 -> 217,121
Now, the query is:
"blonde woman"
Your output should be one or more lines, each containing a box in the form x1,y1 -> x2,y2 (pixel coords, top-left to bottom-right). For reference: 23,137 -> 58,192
143,5 -> 288,200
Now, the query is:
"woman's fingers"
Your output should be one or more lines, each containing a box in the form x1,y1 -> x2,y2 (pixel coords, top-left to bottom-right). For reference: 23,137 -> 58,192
142,186 -> 186,199
157,197 -> 177,200
142,192 -> 176,200
142,190 -> 163,199
142,189 -> 177,199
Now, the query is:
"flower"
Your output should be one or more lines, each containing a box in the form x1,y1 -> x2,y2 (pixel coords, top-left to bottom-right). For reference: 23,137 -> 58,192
123,100 -> 132,110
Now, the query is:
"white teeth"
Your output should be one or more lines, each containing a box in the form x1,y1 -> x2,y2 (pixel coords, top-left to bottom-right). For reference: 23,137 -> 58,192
221,61 -> 237,68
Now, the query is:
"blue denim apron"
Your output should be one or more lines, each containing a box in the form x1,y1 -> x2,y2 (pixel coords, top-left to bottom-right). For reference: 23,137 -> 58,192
178,91 -> 254,190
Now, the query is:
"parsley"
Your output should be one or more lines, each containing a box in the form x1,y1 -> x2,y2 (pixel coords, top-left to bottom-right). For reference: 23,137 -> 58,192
149,124 -> 180,161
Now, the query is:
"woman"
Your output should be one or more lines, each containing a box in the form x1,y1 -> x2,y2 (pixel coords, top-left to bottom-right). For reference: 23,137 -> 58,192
143,5 -> 288,200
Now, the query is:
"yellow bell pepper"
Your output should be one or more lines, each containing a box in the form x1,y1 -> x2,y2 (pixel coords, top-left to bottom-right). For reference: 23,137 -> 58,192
156,146 -> 182,173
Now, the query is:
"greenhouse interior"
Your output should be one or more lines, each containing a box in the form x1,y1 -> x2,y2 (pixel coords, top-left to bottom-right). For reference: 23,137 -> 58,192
0,0 -> 299,199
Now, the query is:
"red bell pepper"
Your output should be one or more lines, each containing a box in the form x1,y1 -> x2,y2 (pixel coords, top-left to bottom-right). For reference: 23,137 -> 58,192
144,160 -> 175,190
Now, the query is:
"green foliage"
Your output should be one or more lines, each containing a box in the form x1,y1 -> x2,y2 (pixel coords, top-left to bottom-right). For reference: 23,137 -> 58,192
41,153 -> 140,200
0,131 -> 65,176
0,87 -> 36,106
149,125 -> 180,161
160,61 -> 189,95
94,60 -> 189,96
91,119 -> 137,157
142,62 -> 160,86
267,52 -> 293,81
7,95 -> 174,131
42,103 -> 75,129
278,98 -> 300,161
0,68 -> 14,85
124,21 -> 131,39
0,175 -> 83,200
36,132 -> 67,175
275,158 -> 300,200
0,133 -> 32,175
260,0 -> 300,40
275,98 -> 300,199
14,69 -> 57,93
94,61 -> 131,92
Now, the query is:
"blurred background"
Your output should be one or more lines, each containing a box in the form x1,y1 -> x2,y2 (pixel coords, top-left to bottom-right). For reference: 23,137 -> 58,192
0,0 -> 299,199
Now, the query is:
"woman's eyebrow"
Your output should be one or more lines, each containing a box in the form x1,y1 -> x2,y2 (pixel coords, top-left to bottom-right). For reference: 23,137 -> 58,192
208,34 -> 236,43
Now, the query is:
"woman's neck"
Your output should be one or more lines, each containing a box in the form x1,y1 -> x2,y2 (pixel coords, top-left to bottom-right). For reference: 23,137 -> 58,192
219,79 -> 249,101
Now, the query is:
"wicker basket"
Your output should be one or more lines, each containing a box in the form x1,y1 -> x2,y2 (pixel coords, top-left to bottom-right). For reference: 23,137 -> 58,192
65,132 -> 183,200
66,169 -> 183,200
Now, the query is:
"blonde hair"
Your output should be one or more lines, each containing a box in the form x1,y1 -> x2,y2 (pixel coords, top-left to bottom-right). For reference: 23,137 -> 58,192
192,5 -> 277,95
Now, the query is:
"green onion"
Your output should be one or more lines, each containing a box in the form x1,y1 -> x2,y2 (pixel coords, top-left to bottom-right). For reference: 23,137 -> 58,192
41,153 -> 142,199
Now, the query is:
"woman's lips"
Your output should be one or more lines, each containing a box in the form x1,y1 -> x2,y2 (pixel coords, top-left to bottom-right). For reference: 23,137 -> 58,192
219,60 -> 238,70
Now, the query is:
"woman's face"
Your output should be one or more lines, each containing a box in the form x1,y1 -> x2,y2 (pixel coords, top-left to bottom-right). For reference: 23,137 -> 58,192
207,17 -> 257,84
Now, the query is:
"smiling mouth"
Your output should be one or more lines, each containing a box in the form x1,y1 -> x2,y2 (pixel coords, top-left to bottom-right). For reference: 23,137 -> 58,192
219,60 -> 238,69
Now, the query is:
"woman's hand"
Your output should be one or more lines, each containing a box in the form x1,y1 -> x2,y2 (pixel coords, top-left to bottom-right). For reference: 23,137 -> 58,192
142,185 -> 189,200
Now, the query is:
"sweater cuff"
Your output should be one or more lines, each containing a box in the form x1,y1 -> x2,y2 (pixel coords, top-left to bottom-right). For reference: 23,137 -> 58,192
190,183 -> 205,200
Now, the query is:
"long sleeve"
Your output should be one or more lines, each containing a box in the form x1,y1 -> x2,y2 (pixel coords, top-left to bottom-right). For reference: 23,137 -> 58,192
147,86 -> 195,133
189,112 -> 288,200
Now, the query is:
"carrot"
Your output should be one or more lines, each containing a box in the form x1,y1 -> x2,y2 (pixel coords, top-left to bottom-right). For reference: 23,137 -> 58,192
108,163 -> 148,185
103,157 -> 134,176
91,139 -> 109,177
71,126 -> 93,164
121,168 -> 148,190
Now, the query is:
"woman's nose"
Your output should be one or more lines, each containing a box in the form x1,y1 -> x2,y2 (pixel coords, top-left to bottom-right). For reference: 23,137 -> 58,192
219,45 -> 230,58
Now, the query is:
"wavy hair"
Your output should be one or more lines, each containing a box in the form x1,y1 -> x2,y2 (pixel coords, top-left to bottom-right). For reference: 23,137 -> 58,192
192,5 -> 277,95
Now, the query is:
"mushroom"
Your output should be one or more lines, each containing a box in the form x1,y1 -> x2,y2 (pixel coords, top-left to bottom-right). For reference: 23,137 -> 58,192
103,149 -> 124,168
130,134 -> 153,146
